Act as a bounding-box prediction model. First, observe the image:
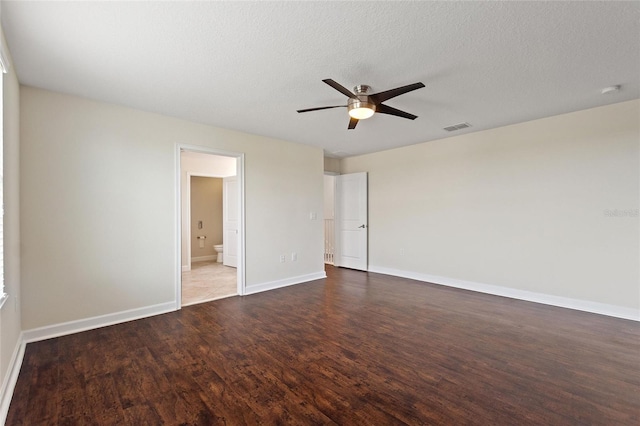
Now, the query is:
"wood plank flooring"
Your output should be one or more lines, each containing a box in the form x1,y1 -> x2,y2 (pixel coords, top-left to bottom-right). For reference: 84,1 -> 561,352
7,266 -> 640,425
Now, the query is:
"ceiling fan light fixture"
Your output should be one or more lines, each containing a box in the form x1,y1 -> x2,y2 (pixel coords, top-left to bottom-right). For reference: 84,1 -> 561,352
348,100 -> 376,120
298,79 -> 424,129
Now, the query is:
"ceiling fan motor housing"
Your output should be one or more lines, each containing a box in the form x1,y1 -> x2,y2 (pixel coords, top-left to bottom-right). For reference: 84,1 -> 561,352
348,85 -> 376,114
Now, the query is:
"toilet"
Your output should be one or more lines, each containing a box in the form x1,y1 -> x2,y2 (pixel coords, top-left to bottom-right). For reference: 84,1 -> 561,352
213,244 -> 224,263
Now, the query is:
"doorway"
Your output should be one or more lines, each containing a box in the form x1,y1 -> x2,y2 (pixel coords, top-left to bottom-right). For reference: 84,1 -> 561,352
176,146 -> 245,309
324,173 -> 336,265
333,172 -> 368,271
183,175 -> 235,306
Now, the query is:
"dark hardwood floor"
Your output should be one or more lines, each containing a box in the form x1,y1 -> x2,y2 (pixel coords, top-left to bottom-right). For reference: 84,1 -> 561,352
7,266 -> 640,425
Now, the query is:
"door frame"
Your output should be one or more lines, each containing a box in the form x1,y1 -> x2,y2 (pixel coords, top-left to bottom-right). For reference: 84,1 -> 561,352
175,144 -> 246,310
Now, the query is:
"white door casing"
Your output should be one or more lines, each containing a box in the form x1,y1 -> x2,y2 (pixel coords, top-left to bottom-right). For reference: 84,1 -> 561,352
223,176 -> 239,268
334,172 -> 368,271
177,145 -> 246,309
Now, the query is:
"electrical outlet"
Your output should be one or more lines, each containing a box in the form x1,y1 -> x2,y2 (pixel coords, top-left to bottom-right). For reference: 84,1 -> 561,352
309,212 -> 317,220
291,252 -> 297,261
280,254 -> 286,263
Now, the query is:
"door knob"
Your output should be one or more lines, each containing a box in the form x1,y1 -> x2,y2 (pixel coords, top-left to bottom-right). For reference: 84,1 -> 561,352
358,224 -> 367,228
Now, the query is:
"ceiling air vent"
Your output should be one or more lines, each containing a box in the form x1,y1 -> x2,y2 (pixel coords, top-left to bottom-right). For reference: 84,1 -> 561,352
443,122 -> 471,132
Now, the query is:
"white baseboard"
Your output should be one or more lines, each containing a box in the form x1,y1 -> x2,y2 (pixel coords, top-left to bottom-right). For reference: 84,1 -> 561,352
182,265 -> 190,272
22,301 -> 176,344
368,265 -> 640,322
192,255 -> 216,262
0,333 -> 25,425
244,271 -> 327,295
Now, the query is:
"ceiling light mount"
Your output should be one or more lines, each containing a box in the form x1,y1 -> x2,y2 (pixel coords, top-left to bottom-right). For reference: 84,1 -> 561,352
353,85 -> 371,95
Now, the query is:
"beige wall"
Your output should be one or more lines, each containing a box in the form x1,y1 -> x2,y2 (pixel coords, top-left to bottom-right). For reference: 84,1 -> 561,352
181,151 -> 236,177
20,86 -> 325,329
1,27 -> 21,411
190,177 -> 223,258
324,156 -> 341,174
342,100 -> 639,312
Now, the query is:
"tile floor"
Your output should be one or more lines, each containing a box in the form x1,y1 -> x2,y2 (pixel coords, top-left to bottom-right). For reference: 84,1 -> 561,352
181,260 -> 237,306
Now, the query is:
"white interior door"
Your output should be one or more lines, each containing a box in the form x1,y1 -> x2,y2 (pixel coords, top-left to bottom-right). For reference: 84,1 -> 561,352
223,176 -> 238,267
334,172 -> 368,271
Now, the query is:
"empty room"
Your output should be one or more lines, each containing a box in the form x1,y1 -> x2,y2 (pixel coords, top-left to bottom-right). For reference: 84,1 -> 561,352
0,1 -> 638,425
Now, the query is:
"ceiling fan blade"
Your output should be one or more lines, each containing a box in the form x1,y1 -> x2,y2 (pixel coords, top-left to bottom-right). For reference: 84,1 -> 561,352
297,105 -> 346,113
376,103 -> 418,120
369,82 -> 425,104
323,79 -> 357,99
348,117 -> 359,129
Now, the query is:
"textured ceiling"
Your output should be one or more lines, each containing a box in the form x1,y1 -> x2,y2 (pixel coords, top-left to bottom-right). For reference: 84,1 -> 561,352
2,1 -> 639,158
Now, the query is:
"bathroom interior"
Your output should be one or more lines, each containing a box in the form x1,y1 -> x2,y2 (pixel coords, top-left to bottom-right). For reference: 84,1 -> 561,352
180,150 -> 238,306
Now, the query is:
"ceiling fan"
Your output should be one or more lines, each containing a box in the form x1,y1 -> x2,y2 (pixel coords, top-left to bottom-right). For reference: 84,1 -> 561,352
297,79 -> 425,129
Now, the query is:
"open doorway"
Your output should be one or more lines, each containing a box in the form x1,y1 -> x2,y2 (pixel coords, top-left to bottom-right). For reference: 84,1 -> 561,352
177,147 -> 245,307
324,173 -> 336,265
